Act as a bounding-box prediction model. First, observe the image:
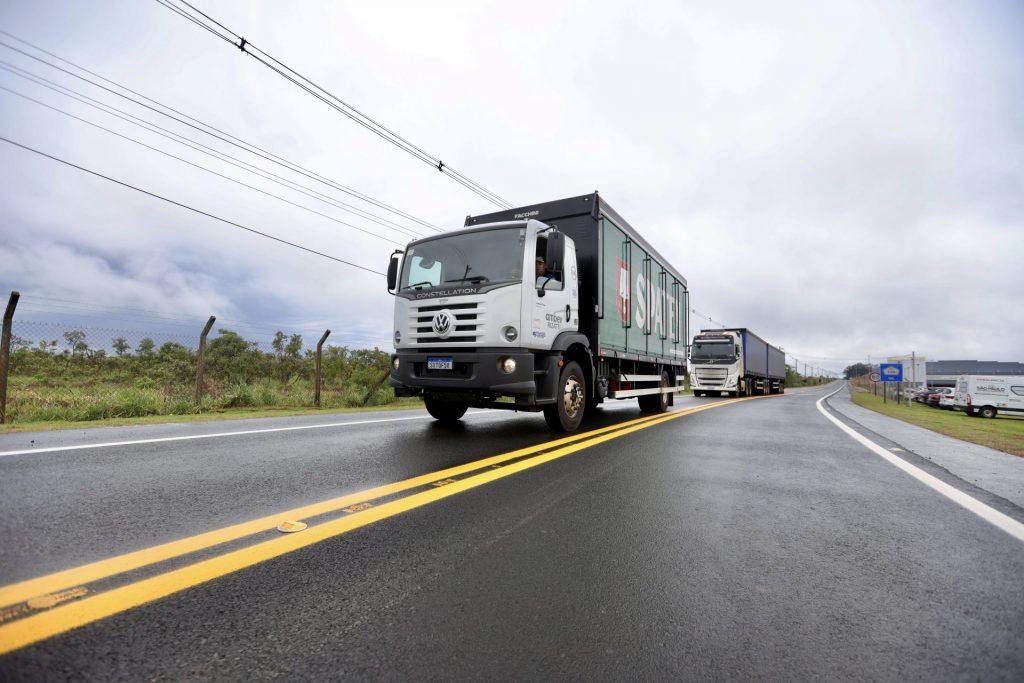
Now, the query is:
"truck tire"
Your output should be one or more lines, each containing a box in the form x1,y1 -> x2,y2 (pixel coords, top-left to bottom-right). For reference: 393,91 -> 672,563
979,406 -> 998,419
639,371 -> 670,413
544,361 -> 586,432
424,398 -> 468,423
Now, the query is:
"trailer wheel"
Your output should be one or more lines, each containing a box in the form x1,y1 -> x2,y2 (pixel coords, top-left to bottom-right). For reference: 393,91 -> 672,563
544,361 -> 586,432
424,398 -> 468,423
979,406 -> 998,419
639,371 -> 670,413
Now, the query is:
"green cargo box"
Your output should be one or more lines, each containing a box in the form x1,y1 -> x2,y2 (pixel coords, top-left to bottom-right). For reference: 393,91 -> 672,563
466,193 -> 688,369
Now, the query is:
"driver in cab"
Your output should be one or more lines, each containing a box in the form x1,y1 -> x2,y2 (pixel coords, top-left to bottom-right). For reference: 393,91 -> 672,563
535,256 -> 561,290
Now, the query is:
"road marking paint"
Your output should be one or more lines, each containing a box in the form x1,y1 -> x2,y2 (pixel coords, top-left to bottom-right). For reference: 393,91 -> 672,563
0,405 -> 712,610
817,386 -> 1024,544
0,411 -> 491,459
0,394 -> 774,654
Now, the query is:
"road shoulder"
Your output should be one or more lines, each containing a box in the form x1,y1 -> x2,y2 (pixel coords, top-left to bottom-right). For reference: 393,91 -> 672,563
827,384 -> 1024,511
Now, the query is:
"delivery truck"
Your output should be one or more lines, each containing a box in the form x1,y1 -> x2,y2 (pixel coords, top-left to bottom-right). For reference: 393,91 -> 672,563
954,374 -> 1024,418
689,328 -> 785,397
387,193 -> 689,432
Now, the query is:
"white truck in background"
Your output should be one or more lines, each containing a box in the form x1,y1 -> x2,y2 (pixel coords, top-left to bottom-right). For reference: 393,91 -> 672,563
689,328 -> 785,397
954,375 -> 1024,418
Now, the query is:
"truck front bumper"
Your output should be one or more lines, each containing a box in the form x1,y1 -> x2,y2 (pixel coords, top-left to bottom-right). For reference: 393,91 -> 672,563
391,349 -> 538,398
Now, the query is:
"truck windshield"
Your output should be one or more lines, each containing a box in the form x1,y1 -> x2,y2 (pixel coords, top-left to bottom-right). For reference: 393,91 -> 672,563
400,227 -> 526,291
691,341 -> 735,361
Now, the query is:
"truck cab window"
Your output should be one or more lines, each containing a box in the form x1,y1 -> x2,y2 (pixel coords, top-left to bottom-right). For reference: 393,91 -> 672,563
535,235 -> 563,291
407,255 -> 442,289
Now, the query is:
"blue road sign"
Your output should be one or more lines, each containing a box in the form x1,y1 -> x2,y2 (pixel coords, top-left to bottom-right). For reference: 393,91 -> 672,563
879,363 -> 903,382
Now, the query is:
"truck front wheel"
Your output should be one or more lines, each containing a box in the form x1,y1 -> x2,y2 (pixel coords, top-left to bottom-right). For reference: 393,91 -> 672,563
424,398 -> 468,423
544,361 -> 586,432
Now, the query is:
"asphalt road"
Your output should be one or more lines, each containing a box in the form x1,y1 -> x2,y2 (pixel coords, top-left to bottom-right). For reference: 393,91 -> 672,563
1,384 -> 1022,680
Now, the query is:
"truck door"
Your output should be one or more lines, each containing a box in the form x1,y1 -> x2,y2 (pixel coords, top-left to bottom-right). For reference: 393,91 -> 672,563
530,232 -> 576,346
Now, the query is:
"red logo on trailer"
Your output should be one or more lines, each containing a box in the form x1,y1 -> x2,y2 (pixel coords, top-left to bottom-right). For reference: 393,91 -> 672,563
616,258 -> 630,323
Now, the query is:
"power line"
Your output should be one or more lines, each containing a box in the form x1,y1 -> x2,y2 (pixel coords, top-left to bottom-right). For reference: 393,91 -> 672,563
0,31 -> 443,234
0,135 -> 385,275
0,60 -> 423,241
157,0 -> 515,209
0,83 -> 409,247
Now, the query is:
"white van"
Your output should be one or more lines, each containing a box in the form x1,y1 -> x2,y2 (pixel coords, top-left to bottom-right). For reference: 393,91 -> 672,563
954,375 -> 1024,418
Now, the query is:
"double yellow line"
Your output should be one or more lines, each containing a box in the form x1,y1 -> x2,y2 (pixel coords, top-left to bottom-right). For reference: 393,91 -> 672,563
0,394 -> 768,654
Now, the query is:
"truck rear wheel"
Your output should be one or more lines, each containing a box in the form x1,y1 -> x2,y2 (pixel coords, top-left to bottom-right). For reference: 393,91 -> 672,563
424,398 -> 468,423
979,406 -> 998,419
638,371 -> 670,413
544,361 -> 586,432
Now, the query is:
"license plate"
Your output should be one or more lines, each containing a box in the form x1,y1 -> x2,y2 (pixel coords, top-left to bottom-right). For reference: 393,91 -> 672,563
427,357 -> 453,370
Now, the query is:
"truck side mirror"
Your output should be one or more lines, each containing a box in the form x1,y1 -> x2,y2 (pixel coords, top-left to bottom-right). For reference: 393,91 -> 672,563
545,230 -> 565,276
386,251 -> 401,294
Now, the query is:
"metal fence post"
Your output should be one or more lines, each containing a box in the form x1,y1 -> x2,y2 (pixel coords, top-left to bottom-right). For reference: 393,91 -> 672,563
0,291 -> 20,424
193,316 -> 216,403
315,329 -> 330,407
361,369 -> 392,407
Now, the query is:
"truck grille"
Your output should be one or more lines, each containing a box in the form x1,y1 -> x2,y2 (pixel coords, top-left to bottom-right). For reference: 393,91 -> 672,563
694,368 -> 729,387
408,301 -> 485,346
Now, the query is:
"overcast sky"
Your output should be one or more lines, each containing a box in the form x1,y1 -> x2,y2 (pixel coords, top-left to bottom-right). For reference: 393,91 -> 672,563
0,1 -> 1020,373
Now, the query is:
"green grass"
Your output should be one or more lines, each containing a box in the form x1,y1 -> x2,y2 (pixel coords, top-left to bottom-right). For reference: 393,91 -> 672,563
0,398 -> 424,434
1,373 -> 417,431
850,389 -> 1024,457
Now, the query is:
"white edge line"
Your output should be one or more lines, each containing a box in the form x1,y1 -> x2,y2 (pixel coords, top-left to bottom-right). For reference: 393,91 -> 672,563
0,411 -> 483,458
817,384 -> 1024,544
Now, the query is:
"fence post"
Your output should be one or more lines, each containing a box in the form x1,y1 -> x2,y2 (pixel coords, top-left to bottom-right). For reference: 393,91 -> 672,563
361,369 -> 392,407
193,316 -> 216,403
314,329 -> 330,407
0,291 -> 20,424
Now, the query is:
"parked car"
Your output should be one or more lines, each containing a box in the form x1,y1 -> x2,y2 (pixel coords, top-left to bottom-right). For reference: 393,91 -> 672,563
913,387 -> 934,403
938,390 -> 957,409
927,387 -> 954,407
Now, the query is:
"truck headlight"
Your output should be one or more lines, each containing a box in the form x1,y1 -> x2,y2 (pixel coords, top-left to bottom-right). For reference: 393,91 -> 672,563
502,326 -> 518,342
499,357 -> 517,374
392,357 -> 400,371
394,330 -> 401,345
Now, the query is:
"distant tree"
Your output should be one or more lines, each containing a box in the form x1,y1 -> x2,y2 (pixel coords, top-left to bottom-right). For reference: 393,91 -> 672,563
136,337 -> 156,357
271,331 -> 286,357
37,339 -> 58,353
112,337 -> 130,356
10,334 -> 30,351
63,330 -> 87,355
843,362 -> 871,379
285,333 -> 303,358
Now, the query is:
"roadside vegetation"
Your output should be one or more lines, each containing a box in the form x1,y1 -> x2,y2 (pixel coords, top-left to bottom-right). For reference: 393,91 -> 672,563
3,328 -> 414,429
786,368 -> 829,387
850,389 -> 1024,457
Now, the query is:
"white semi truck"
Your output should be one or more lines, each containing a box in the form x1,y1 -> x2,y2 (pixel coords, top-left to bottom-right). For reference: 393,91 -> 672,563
387,193 -> 689,432
689,328 -> 785,397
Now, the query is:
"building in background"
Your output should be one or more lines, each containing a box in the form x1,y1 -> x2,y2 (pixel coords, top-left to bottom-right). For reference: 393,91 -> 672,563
887,355 -> 927,388
925,360 -> 1024,387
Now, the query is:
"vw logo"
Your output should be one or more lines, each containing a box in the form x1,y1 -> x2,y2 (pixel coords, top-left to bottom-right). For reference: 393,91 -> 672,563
431,309 -> 454,338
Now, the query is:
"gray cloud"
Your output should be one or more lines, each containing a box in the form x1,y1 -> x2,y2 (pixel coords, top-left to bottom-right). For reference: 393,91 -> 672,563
0,0 -> 1020,371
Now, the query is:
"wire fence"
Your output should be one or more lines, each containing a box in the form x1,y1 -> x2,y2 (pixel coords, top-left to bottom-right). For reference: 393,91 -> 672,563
0,291 -> 401,425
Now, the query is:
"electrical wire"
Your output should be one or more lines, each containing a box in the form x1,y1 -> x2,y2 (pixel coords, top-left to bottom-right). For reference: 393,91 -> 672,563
0,135 -> 386,275
0,60 -> 423,240
0,31 -> 443,234
0,84 -> 409,247
156,0 -> 515,209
